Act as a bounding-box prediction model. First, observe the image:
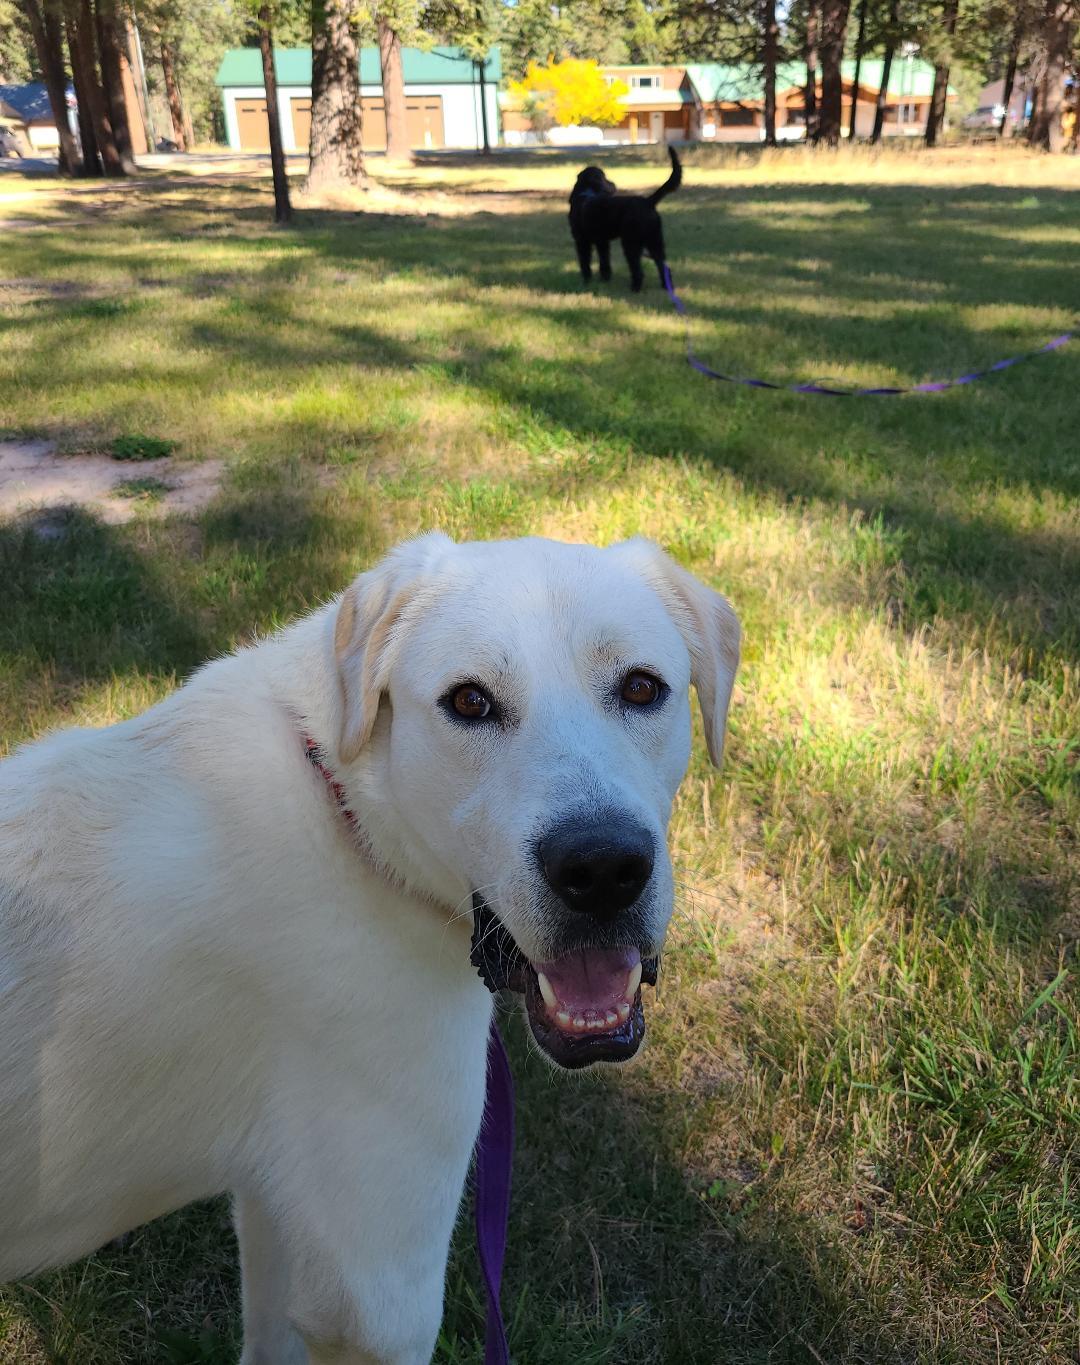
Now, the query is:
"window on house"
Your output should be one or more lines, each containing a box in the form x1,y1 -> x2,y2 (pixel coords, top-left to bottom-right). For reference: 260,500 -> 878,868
631,76 -> 657,88
720,106 -> 756,126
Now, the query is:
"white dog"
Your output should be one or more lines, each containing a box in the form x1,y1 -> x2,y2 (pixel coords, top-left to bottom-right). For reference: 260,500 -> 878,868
0,533 -> 739,1364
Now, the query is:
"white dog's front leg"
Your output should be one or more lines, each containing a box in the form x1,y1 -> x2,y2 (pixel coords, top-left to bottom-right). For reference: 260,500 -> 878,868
236,1185 -> 447,1365
235,1193 -> 310,1365
241,1010 -> 489,1365
290,1256 -> 447,1365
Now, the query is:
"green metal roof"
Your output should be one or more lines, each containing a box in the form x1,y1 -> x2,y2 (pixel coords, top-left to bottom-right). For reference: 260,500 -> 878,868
684,63 -> 806,103
843,57 -> 939,98
214,44 -> 501,88
684,57 -> 941,104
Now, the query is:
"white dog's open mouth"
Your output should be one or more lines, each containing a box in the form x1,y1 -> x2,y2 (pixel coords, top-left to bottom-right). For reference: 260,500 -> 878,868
470,896 -> 658,1068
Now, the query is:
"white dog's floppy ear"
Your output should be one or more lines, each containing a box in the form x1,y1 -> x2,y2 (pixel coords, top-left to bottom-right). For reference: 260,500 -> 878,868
614,538 -> 741,767
334,532 -> 453,764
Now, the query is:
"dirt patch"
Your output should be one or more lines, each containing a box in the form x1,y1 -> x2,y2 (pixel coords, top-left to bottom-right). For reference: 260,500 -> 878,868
295,183 -> 545,218
0,438 -> 226,524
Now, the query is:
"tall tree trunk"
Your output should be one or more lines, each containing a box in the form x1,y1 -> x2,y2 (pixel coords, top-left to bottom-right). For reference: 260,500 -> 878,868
24,0 -> 81,173
762,0 -> 778,145
95,0 -> 137,172
1027,0 -> 1074,149
127,16 -> 157,148
307,0 -> 366,191
258,4 -> 291,221
871,0 -> 899,144
870,46 -> 894,141
817,0 -> 851,145
476,55 -> 491,153
924,0 -> 958,146
999,8 -> 1025,135
65,12 -> 101,172
924,65 -> 949,144
160,40 -> 187,150
377,16 -> 410,163
804,0 -> 819,140
847,0 -> 868,139
66,0 -> 123,175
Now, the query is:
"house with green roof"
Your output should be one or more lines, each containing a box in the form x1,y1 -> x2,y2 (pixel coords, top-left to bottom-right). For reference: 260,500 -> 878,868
214,45 -> 500,152
503,56 -> 951,147
682,57 -> 951,141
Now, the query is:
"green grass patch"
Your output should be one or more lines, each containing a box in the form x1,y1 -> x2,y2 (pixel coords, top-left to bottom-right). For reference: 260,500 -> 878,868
112,476 -> 171,502
0,147 -> 1077,1364
109,434 -> 177,461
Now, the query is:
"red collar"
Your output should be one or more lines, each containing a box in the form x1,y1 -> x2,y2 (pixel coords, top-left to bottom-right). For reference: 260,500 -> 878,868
303,734 -> 358,830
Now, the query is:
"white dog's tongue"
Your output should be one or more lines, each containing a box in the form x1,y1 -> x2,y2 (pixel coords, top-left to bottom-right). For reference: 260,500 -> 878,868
534,946 -> 642,1017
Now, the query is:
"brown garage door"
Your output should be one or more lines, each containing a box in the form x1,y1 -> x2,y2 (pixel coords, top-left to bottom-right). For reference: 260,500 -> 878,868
290,97 -> 310,149
360,97 -> 387,149
406,98 -> 443,149
235,98 -> 269,150
358,96 -> 444,150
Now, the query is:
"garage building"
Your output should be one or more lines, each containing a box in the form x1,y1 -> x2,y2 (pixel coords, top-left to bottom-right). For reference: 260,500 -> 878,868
215,45 -> 500,153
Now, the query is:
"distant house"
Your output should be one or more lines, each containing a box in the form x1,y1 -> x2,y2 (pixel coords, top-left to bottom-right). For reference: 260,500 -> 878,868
598,65 -> 695,144
0,82 -> 77,152
501,57 -> 951,146
214,46 -> 501,152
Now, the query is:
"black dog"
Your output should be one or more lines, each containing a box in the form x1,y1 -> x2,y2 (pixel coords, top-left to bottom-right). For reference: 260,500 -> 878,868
568,147 -> 682,292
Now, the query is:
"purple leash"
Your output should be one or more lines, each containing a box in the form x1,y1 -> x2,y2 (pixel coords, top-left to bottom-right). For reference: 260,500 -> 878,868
660,263 -> 1075,397
474,1020 -> 514,1364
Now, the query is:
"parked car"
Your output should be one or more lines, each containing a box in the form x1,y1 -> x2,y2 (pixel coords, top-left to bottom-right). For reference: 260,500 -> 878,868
0,119 -> 28,157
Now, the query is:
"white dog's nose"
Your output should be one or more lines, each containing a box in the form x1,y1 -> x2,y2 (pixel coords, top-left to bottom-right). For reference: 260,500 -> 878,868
537,817 -> 655,920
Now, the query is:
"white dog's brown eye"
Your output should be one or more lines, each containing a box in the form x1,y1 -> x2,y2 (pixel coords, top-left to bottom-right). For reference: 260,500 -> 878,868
621,672 -> 663,707
451,684 -> 492,719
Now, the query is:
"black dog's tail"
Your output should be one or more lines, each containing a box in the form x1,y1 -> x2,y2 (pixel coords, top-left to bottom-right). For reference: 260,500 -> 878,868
647,147 -> 682,206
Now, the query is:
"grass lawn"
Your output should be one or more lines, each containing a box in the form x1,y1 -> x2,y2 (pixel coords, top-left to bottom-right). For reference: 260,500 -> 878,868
1,143 -> 1078,1364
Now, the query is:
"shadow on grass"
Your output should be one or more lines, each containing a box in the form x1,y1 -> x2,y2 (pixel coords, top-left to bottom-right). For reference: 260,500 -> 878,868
0,508 -> 209,690
8,183 -> 1080,677
0,484 -> 379,742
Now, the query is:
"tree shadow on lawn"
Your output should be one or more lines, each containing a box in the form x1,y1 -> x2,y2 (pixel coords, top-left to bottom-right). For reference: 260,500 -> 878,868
10,255 -> 1078,678
0,508 -> 209,706
0,484 -> 381,742
8,179 -> 1080,668
451,1019 -> 934,1365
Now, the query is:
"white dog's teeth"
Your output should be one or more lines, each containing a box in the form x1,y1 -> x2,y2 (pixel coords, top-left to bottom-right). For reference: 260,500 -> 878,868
573,1015 -> 586,1031
605,1009 -> 618,1026
617,1002 -> 631,1021
556,1010 -> 572,1028
537,972 -> 558,1011
626,962 -> 642,997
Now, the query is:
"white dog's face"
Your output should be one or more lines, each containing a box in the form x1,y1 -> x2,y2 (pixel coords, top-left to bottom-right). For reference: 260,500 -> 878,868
335,534 -> 739,1069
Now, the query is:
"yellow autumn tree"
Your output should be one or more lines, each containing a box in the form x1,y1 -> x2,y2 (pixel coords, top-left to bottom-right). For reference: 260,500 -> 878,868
510,58 -> 628,129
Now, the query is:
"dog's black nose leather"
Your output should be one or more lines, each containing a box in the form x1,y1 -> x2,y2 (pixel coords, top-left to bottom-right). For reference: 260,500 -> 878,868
538,818 -> 654,918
